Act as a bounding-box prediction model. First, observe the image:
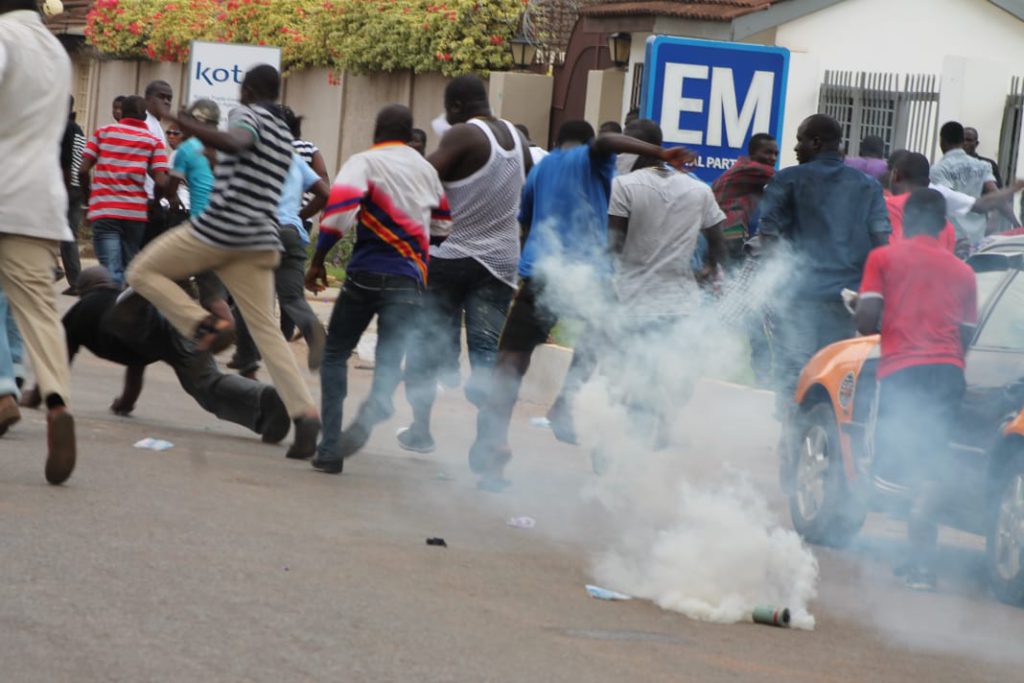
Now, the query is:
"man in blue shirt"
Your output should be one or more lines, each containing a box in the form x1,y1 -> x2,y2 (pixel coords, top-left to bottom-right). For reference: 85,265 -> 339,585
759,114 -> 890,439
469,120 -> 692,490
231,152 -> 329,377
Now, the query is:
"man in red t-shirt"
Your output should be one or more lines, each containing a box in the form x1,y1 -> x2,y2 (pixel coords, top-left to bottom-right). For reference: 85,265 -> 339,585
856,188 -> 977,592
79,96 -> 169,287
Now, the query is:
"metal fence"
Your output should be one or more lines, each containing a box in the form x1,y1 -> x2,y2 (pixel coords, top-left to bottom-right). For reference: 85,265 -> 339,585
998,76 -> 1024,185
818,71 -> 940,159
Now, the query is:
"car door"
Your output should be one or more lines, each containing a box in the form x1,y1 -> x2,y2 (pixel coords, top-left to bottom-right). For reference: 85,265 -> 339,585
950,268 -> 1024,529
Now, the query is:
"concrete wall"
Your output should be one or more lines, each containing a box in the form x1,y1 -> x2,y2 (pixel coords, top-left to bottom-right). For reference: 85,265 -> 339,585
74,58 -> 451,177
584,69 -> 626,130
489,72 -> 554,148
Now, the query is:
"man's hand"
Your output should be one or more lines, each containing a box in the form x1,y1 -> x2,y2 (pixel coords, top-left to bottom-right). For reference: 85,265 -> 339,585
110,396 -> 135,416
662,145 -> 697,169
305,262 -> 329,294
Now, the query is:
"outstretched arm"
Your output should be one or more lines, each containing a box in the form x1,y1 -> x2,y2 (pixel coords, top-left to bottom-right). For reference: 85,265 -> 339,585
591,133 -> 696,169
157,102 -> 256,155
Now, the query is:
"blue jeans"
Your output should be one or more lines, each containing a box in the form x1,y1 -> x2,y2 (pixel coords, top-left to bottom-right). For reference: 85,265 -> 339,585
773,298 -> 855,418
404,257 -> 515,433
0,287 -> 24,399
92,218 -> 147,287
318,272 -> 421,460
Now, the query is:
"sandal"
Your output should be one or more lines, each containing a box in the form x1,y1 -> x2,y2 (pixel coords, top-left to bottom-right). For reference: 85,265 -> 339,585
194,316 -> 236,354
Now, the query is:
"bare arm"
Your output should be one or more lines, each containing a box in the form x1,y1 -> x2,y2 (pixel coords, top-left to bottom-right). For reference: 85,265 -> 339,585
591,133 -> 695,168
702,222 -> 727,271
608,214 -> 629,256
78,155 -> 95,200
159,104 -> 255,155
310,150 -> 330,184
299,179 -> 329,221
427,124 -> 478,182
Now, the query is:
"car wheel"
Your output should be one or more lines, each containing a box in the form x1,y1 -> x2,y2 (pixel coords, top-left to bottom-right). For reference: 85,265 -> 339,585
988,452 -> 1024,605
787,402 -> 865,548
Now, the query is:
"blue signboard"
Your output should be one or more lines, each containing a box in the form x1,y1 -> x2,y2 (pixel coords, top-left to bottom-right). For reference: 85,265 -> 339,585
641,36 -> 789,184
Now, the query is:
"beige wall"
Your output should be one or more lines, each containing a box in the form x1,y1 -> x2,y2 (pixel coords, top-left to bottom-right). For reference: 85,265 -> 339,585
76,57 -> 452,176
584,68 -> 625,131
489,72 -> 553,149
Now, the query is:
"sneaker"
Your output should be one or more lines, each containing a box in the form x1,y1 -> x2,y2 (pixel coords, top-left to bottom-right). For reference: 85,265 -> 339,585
396,426 -> 435,454
306,323 -> 326,371
258,388 -> 291,444
45,409 -> 76,485
338,421 -> 372,459
61,286 -> 79,297
286,416 -> 321,459
0,394 -> 20,437
546,398 -> 578,445
904,567 -> 937,592
311,455 -> 344,475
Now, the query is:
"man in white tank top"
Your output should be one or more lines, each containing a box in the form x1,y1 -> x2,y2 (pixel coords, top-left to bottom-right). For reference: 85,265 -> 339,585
398,76 -> 533,455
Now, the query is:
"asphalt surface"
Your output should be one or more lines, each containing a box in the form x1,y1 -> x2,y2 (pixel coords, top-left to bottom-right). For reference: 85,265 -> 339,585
2,294 -> 1023,682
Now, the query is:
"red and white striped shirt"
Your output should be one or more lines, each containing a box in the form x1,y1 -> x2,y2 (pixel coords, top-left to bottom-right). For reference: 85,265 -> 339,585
82,118 -> 168,222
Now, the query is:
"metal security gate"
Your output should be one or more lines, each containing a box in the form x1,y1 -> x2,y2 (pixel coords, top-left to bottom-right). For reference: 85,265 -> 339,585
818,71 -> 940,159
998,76 -> 1024,185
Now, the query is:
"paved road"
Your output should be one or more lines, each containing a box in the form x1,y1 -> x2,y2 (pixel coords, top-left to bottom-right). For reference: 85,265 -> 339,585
2,307 -> 1022,682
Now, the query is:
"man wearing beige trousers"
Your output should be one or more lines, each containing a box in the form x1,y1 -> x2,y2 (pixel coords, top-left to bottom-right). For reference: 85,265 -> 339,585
126,65 -> 321,458
0,1 -> 77,484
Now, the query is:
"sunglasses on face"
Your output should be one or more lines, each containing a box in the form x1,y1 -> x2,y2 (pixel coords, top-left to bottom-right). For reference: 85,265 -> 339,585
167,130 -> 182,136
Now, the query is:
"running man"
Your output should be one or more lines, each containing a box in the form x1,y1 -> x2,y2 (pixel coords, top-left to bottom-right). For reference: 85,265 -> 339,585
306,105 -> 449,474
470,120 -> 694,489
398,75 -> 532,454
126,64 -> 321,460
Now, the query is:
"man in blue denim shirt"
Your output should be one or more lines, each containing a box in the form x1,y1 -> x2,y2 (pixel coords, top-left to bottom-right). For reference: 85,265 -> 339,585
759,114 -> 890,426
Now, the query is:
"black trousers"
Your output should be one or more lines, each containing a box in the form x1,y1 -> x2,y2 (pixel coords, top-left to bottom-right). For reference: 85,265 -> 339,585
233,224 -> 322,370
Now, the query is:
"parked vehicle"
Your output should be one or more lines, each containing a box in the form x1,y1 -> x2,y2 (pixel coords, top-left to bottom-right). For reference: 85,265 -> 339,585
780,236 -> 1024,605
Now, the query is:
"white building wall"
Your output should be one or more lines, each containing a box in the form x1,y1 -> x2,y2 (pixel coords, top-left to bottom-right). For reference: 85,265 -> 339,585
774,0 -> 1024,166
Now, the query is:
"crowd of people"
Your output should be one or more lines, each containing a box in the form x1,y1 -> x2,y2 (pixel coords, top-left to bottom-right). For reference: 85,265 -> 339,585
1,0 -> 1017,589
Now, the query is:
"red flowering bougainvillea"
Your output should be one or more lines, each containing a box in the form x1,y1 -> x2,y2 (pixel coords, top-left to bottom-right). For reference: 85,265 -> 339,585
85,0 -> 523,76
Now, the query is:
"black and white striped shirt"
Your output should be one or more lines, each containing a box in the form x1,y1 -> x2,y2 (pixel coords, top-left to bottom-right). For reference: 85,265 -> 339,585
191,104 -> 293,250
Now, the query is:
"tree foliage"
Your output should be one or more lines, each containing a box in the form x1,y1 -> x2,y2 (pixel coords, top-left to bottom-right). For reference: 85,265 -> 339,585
85,0 -> 526,75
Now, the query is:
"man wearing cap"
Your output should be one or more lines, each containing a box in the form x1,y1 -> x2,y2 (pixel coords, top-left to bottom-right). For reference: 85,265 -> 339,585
169,99 -> 219,223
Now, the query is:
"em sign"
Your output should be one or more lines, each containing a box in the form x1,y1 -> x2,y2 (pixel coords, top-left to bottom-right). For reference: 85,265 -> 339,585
187,41 -> 282,118
640,36 -> 789,184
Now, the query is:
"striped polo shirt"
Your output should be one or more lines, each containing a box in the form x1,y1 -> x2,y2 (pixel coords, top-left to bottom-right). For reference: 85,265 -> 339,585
82,118 -> 168,222
191,104 -> 292,250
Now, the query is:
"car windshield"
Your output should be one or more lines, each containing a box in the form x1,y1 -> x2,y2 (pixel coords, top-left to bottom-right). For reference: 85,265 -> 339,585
976,270 -> 1008,310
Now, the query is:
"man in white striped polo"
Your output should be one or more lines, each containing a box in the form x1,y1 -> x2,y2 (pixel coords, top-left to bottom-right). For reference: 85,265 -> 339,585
127,65 -> 321,460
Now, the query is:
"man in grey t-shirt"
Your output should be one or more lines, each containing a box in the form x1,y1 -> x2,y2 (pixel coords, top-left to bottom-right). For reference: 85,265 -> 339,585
930,121 -> 1001,247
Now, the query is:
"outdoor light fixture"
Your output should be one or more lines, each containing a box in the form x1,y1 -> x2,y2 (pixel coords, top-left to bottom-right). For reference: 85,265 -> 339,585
509,33 -> 538,70
607,31 -> 632,68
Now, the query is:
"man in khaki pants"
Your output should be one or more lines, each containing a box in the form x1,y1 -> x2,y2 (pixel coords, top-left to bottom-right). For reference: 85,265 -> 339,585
127,65 -> 321,458
0,1 -> 77,484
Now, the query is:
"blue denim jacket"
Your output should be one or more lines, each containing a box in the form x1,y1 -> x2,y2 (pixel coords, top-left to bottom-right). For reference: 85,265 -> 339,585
759,152 -> 891,300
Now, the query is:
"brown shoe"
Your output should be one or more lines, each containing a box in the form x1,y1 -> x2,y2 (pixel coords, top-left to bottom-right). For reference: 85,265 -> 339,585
45,409 -> 76,485
0,394 -> 20,437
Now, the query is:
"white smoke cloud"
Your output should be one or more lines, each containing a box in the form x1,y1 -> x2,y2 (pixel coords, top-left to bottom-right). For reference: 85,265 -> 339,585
530,222 -> 820,629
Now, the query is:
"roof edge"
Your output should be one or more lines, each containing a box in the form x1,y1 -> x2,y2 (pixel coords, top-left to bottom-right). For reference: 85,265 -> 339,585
989,0 -> 1024,22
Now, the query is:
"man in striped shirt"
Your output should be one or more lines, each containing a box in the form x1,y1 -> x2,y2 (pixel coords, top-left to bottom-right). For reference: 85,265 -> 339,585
305,105 -> 450,474
127,64 -> 321,460
79,96 -> 169,287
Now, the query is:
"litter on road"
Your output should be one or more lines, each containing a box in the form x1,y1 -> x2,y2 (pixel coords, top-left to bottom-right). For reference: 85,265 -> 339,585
585,585 -> 632,601
507,516 -> 536,529
426,537 -> 447,548
133,438 -> 174,451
